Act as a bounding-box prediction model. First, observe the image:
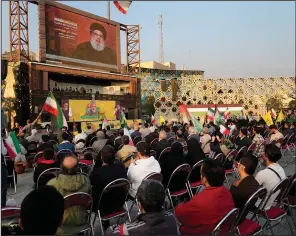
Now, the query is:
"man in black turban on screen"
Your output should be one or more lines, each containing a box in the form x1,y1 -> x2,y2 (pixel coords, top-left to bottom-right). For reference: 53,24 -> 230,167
72,23 -> 117,65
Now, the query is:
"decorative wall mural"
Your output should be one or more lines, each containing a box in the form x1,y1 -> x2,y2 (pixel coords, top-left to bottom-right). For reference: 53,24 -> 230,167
139,68 -> 295,119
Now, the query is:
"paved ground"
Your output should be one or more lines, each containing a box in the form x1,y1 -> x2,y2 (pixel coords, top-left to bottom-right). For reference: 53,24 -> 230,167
5,147 -> 296,235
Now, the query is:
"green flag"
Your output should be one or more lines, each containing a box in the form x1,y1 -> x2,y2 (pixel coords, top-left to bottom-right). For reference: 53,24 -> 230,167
120,111 -> 128,128
192,117 -> 203,133
214,109 -> 222,126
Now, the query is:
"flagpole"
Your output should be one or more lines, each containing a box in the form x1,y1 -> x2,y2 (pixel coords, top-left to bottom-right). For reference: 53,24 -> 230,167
107,0 -> 111,20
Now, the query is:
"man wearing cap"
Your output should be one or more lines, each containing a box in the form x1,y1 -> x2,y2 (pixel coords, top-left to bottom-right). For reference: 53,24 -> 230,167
72,22 -> 117,65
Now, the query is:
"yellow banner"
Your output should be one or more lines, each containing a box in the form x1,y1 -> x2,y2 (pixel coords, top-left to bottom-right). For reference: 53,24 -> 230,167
68,100 -> 116,122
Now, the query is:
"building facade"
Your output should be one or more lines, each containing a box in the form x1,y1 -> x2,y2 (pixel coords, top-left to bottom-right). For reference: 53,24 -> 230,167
139,68 -> 295,120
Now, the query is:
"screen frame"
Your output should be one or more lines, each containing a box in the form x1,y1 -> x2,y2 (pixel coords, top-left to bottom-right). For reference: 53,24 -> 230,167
40,1 -> 121,72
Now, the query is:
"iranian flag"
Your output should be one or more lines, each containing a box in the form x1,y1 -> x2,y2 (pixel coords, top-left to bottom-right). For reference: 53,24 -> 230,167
214,109 -> 222,125
219,124 -> 230,136
271,109 -> 277,119
121,112 -> 134,146
206,108 -> 215,121
224,108 -> 231,120
43,92 -> 68,129
151,114 -> 156,125
114,1 -> 132,14
4,131 -> 21,159
102,116 -> 108,130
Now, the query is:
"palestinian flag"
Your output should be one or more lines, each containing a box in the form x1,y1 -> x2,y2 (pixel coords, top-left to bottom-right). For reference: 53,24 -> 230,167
206,108 -> 215,121
114,1 -> 132,14
43,92 -> 68,129
4,131 -> 21,159
179,104 -> 191,124
219,124 -> 230,136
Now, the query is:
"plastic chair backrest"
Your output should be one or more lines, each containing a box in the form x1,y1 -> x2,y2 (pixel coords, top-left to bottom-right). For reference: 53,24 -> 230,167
136,141 -> 146,150
1,207 -> 21,219
211,208 -> 239,236
133,136 -> 142,145
187,160 -> 204,183
150,138 -> 158,146
235,146 -> 247,161
36,168 -> 61,188
90,136 -> 97,146
214,153 -> 225,163
64,192 -> 92,210
261,177 -> 289,210
166,164 -> 191,191
158,147 -> 171,161
78,162 -> 93,175
143,172 -> 163,182
247,142 -> 256,152
96,178 -> 130,214
235,187 -> 267,226
56,149 -> 73,164
34,151 -> 44,163
168,137 -> 175,146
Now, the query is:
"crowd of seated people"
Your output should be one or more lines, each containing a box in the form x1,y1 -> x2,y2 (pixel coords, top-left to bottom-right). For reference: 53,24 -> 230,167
1,117 -> 296,235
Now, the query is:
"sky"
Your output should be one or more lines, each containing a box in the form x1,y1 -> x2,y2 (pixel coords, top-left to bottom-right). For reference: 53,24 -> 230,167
1,1 -> 295,78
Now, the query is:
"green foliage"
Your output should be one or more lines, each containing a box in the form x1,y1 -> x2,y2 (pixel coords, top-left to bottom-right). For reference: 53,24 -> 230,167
288,99 -> 296,110
141,95 -> 155,115
13,63 -> 30,125
266,96 -> 283,112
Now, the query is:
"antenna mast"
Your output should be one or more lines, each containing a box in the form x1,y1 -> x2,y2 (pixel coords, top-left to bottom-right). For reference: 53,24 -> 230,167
158,14 -> 164,64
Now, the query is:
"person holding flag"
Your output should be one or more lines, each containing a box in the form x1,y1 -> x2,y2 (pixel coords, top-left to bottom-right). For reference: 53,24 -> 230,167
262,111 -> 274,127
120,111 -> 134,146
224,108 -> 231,121
214,107 -> 222,126
42,92 -> 68,129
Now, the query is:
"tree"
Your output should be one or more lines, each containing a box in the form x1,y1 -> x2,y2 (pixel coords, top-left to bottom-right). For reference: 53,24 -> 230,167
12,63 -> 30,125
288,99 -> 296,110
141,95 -> 155,116
265,96 -> 283,112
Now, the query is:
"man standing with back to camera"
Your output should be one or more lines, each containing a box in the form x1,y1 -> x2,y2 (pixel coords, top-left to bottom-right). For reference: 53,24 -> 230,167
72,22 -> 117,65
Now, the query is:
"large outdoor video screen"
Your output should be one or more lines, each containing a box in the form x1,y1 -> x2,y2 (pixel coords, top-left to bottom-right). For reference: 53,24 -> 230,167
45,4 -> 120,72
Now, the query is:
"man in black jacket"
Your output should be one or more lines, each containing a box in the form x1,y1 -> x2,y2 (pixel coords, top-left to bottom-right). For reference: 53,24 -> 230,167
37,135 -> 54,152
33,149 -> 56,185
151,130 -> 169,159
90,145 -> 127,214
107,179 -> 179,235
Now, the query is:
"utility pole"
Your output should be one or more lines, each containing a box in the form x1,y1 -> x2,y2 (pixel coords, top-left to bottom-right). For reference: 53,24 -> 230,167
107,0 -> 110,20
158,14 -> 164,64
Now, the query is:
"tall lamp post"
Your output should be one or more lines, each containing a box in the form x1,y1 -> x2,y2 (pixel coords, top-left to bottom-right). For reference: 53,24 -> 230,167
107,0 -> 111,20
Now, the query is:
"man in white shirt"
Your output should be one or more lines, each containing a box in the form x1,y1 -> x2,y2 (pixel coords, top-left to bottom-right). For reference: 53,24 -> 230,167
269,125 -> 284,148
255,144 -> 286,210
73,130 -> 87,144
127,142 -> 161,198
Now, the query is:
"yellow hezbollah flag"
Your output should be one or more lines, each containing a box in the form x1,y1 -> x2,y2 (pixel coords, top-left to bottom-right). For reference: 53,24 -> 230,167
159,115 -> 165,125
276,110 -> 285,123
263,111 -> 274,126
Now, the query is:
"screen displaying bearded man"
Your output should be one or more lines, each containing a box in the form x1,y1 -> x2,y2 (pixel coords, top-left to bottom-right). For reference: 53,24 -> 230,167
72,22 -> 117,65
